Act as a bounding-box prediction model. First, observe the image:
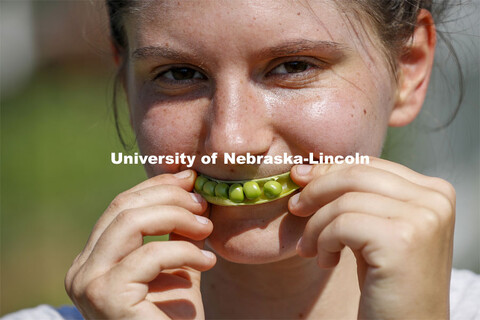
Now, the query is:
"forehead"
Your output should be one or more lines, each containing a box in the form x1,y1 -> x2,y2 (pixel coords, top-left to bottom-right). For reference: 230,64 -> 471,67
124,0 -> 372,57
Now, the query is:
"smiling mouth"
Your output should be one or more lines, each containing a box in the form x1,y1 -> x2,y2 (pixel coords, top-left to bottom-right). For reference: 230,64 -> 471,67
194,171 -> 299,206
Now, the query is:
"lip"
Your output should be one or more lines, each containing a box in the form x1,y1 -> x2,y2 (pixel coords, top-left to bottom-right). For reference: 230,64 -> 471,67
194,171 -> 300,206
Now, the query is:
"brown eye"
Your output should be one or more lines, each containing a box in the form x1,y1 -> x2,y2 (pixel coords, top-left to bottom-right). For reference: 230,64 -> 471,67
160,67 -> 206,81
269,61 -> 312,75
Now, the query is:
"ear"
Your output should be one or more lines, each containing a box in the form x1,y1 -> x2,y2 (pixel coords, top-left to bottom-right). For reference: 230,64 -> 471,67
389,9 -> 436,127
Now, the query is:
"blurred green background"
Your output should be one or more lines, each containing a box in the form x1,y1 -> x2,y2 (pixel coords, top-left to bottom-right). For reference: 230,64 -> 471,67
1,67 -> 145,314
1,1 -> 146,314
1,0 -> 479,316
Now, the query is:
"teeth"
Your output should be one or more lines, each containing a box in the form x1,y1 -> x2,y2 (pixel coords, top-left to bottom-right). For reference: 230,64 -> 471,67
194,172 -> 299,206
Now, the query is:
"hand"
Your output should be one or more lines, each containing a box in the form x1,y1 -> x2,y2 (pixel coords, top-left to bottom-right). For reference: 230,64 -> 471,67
65,170 -> 216,319
289,158 -> 455,319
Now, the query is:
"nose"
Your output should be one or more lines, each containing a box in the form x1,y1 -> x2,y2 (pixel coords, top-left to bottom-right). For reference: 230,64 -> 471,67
204,74 -> 273,157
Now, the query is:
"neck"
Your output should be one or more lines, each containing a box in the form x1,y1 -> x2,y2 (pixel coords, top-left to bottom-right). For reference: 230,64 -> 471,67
202,249 -> 360,319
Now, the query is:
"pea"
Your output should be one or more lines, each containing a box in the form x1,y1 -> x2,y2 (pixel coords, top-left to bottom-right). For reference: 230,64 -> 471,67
263,180 -> 283,198
202,181 -> 217,196
229,183 -> 245,203
215,182 -> 230,199
195,176 -> 209,192
194,172 -> 298,206
243,181 -> 261,200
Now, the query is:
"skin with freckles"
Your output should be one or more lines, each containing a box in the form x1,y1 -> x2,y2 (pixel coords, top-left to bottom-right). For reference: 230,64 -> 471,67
125,0 -> 395,263
65,1 -> 455,319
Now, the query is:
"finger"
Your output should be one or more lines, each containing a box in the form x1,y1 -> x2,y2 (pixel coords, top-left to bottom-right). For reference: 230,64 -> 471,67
83,241 -> 214,319
127,169 -> 198,193
289,165 -> 430,216
100,170 -> 201,236
292,157 -> 424,187
169,234 -> 207,250
297,192 -> 419,257
85,205 -> 213,276
82,184 -> 207,261
111,185 -> 207,215
91,242 -> 215,317
79,277 -> 169,320
111,241 -> 216,284
292,157 -> 456,202
314,213 -> 395,269
169,205 -> 212,250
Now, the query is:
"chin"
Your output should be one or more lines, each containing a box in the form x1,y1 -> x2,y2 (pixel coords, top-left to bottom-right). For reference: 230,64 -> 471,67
205,195 -> 308,264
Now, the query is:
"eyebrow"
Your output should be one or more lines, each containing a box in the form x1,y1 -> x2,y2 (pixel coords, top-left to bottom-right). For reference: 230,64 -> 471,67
131,39 -> 349,62
132,46 -> 199,62
256,39 -> 349,59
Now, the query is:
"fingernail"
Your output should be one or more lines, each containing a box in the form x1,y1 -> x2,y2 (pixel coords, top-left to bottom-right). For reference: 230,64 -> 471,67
296,165 -> 312,176
191,193 -> 204,203
296,237 -> 303,252
201,250 -> 215,259
290,193 -> 300,208
174,170 -> 192,179
195,215 -> 209,224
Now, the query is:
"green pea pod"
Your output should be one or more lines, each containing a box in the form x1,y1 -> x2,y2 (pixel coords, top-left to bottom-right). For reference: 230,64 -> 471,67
194,171 -> 299,206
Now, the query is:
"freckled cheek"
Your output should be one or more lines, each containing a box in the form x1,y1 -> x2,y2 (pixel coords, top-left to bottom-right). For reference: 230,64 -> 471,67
133,105 -> 204,174
273,93 -> 388,156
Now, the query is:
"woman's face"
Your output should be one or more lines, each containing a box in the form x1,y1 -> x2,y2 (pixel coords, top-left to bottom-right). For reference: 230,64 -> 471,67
123,0 -> 397,263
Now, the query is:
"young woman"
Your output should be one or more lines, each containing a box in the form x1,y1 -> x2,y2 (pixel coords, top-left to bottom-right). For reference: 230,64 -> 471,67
4,0 -> 479,319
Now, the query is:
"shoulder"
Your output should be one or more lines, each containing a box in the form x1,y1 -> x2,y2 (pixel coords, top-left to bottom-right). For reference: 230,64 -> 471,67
450,268 -> 480,320
1,305 -> 83,320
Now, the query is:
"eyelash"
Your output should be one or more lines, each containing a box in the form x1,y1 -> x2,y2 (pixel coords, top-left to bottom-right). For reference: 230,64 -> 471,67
152,58 -> 326,86
266,58 -> 324,77
154,66 -> 207,84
